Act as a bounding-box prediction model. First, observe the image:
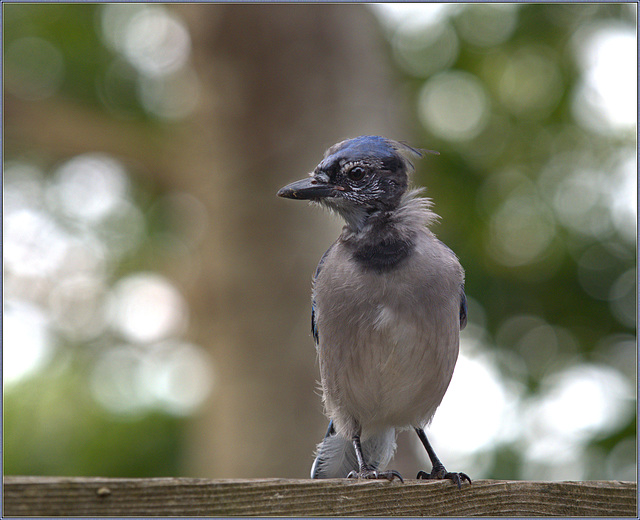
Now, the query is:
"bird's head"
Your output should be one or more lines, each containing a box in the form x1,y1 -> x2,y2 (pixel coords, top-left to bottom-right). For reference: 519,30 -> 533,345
277,136 -> 424,229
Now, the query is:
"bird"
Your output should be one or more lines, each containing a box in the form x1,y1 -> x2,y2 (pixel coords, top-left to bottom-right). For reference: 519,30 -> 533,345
277,135 -> 470,487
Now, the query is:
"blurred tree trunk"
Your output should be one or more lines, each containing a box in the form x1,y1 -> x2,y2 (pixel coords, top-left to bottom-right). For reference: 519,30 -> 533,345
175,4 -> 405,478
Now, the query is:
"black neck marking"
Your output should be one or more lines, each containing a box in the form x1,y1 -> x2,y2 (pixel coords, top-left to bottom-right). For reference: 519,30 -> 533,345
352,237 -> 413,272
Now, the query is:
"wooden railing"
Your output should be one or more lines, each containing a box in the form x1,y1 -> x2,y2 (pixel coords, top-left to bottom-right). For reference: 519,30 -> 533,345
4,477 -> 637,517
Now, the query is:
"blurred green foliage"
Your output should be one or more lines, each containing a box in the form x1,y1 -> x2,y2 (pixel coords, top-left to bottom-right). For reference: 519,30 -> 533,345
4,360 -> 182,477
5,4 -> 109,106
406,4 -> 635,350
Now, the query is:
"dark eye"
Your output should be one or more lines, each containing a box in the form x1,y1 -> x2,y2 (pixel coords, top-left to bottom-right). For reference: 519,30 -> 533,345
348,166 -> 366,181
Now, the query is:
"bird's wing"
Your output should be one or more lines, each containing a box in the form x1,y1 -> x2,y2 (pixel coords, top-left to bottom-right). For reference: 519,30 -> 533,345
311,300 -> 319,345
312,244 -> 334,345
435,239 -> 468,331
459,285 -> 468,330
432,240 -> 467,330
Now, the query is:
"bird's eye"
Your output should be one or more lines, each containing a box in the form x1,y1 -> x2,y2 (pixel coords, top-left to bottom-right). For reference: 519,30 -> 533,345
347,166 -> 366,181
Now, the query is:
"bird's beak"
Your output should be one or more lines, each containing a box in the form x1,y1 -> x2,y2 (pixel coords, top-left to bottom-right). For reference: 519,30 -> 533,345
277,177 -> 339,200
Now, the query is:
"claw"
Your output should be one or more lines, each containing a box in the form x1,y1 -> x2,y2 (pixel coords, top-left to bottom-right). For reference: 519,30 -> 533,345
383,469 -> 404,483
414,429 -> 471,490
417,469 -> 471,489
347,434 -> 404,483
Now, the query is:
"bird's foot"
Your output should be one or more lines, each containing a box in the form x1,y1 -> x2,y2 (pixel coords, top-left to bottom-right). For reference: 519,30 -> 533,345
348,467 -> 404,483
417,465 -> 471,489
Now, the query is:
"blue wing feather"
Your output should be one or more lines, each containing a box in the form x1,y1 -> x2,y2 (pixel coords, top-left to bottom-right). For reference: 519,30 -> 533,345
435,240 -> 467,331
459,285 -> 468,330
311,302 -> 319,344
312,244 -> 334,345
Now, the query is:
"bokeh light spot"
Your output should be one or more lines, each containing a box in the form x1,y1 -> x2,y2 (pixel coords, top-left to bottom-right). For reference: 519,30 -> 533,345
571,23 -> 637,133
455,4 -> 519,47
498,46 -> 563,118
90,341 -> 215,416
5,209 -> 71,277
4,302 -> 54,386
138,66 -> 200,120
488,189 -> 556,267
146,341 -> 216,415
90,345 -> 151,415
51,153 -> 129,223
533,364 -> 634,441
418,70 -> 490,141
372,3 -> 456,32
109,273 -> 188,344
123,6 -> 191,78
391,21 -> 459,78
608,151 -> 637,243
552,168 -> 612,239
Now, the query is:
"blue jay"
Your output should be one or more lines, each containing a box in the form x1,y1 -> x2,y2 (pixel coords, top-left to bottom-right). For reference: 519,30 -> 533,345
277,136 -> 470,487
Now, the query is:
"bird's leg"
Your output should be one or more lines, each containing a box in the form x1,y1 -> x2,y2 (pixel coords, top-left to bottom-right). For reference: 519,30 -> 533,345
346,434 -> 403,482
415,428 -> 471,489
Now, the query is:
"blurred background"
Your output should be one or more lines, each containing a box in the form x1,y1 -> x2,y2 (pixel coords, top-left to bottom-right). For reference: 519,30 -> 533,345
4,3 -> 636,481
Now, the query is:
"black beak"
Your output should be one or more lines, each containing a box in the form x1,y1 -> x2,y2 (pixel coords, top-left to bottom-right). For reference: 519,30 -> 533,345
277,177 -> 339,200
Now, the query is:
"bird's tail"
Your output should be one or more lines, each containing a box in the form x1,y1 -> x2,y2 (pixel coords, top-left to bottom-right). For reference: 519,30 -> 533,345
310,422 -> 396,479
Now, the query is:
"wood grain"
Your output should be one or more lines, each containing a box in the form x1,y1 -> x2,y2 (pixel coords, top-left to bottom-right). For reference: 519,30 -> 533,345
4,477 -> 637,517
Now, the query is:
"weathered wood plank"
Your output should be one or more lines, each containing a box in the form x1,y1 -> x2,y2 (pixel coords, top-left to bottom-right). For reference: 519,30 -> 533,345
3,477 -> 637,517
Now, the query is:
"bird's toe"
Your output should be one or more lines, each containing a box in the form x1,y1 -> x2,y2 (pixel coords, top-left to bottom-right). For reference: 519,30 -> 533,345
417,468 -> 471,489
348,468 -> 403,482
